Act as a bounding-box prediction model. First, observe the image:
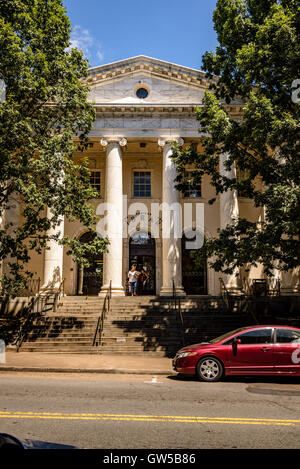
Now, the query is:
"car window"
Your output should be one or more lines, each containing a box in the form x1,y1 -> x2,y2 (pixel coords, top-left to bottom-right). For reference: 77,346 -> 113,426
276,329 -> 300,344
224,328 -> 273,345
208,328 -> 245,344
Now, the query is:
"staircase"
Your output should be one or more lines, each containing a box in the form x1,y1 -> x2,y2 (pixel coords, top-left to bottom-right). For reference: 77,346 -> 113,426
100,296 -> 253,356
100,296 -> 182,356
19,295 -> 254,355
19,297 -> 103,353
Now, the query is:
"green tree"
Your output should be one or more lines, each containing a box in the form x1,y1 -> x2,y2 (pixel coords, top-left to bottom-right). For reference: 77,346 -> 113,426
0,0 -> 108,296
172,0 -> 300,277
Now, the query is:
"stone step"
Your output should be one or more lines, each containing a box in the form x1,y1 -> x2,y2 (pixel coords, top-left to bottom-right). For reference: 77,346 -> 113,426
102,333 -> 181,340
56,308 -> 102,312
31,319 -> 99,324
59,298 -> 103,301
22,338 -> 95,344
25,331 -> 98,339
24,339 -> 96,345
58,302 -> 103,306
102,329 -> 180,336
24,324 -> 99,331
33,314 -> 99,318
99,350 -> 169,356
102,326 -> 179,333
30,319 -> 99,325
104,314 -> 178,320
100,345 -> 178,352
101,340 -> 181,347
20,346 -> 99,353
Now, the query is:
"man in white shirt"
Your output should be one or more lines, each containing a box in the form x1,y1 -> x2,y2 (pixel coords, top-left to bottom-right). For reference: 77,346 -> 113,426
127,265 -> 140,296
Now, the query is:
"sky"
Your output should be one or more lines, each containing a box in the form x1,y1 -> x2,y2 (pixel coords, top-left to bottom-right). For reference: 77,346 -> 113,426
63,0 -> 218,70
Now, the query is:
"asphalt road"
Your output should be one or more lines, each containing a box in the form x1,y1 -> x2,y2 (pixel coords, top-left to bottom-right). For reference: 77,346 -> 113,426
0,372 -> 300,449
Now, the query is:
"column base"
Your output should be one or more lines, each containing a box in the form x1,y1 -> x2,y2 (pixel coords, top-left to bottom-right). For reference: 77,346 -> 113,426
222,272 -> 241,290
159,285 -> 186,297
99,284 -> 125,297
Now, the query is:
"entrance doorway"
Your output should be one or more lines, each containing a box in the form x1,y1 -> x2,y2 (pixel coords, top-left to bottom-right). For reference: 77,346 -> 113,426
129,231 -> 156,295
182,231 -> 207,295
77,231 -> 103,295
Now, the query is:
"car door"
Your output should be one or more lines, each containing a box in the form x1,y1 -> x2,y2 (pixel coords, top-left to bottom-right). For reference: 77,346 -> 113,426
226,328 -> 274,374
273,328 -> 300,374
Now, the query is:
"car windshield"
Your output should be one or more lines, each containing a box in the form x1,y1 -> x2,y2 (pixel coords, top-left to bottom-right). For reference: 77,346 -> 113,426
208,328 -> 245,344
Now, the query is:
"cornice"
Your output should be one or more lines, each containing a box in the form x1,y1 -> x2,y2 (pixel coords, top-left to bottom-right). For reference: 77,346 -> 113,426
85,56 -> 217,90
93,103 -> 244,118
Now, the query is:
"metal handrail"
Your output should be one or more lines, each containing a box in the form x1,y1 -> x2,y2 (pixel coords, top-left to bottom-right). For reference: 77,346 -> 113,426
93,280 -> 112,347
172,280 -> 185,346
16,279 -> 65,351
219,277 -> 230,310
16,294 -> 47,352
19,277 -> 41,298
53,279 -> 65,312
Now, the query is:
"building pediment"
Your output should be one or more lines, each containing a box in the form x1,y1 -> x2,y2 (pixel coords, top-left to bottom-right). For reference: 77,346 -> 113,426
86,55 -> 214,106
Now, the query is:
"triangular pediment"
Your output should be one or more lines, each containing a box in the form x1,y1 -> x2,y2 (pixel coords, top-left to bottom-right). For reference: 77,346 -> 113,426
86,56 -> 214,106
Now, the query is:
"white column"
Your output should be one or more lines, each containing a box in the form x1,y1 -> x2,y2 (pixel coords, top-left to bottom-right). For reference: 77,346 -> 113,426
99,137 -> 126,297
159,137 -> 185,297
42,208 -> 64,290
263,195 -> 281,288
219,152 -> 240,289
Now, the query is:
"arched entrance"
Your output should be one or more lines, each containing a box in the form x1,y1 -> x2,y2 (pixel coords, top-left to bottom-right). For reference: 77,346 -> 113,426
182,231 -> 207,295
129,231 -> 156,295
77,231 -> 103,296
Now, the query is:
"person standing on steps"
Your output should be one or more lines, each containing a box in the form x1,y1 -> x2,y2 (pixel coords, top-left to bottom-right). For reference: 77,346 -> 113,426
127,265 -> 140,296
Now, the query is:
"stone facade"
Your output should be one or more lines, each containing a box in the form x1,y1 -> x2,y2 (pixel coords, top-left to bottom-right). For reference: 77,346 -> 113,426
5,56 -> 299,297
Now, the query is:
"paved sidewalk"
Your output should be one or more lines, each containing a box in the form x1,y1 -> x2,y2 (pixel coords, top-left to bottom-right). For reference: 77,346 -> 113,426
0,350 -> 176,375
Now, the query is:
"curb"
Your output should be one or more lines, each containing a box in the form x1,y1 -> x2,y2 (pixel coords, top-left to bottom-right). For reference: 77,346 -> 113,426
0,366 -> 176,376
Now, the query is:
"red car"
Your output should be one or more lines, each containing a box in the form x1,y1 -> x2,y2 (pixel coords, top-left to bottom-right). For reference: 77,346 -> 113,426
173,325 -> 300,382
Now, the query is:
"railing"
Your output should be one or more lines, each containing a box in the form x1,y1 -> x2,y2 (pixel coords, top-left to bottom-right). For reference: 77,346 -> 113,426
241,277 -> 281,297
20,277 -> 41,297
16,279 -> 65,352
93,280 -> 112,347
53,279 -> 65,312
16,294 -> 46,352
173,280 -> 185,346
219,277 -> 230,310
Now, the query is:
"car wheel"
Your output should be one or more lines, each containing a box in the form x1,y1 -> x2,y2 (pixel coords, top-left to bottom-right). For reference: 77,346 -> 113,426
196,357 -> 224,382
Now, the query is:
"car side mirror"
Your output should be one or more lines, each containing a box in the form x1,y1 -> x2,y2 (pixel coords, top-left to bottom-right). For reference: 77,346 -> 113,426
232,338 -> 241,356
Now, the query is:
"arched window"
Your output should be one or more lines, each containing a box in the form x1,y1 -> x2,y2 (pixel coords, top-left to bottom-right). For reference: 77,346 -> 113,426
77,231 -> 103,295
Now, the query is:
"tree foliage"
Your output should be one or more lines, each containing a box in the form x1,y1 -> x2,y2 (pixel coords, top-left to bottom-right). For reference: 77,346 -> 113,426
172,0 -> 300,276
0,0 -> 107,296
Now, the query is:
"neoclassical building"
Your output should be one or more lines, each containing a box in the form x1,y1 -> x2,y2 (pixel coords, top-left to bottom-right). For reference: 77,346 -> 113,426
7,56 -> 298,298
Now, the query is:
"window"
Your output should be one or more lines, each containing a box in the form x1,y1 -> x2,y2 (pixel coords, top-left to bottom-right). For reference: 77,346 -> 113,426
236,167 -> 251,197
236,328 -> 273,344
133,171 -> 151,198
224,328 -> 273,345
275,329 -> 300,344
136,87 -> 149,99
183,171 -> 201,198
90,171 -> 101,196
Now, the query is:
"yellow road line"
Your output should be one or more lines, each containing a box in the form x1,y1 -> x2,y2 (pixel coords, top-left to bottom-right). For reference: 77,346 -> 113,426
1,410 -> 300,423
0,411 -> 298,427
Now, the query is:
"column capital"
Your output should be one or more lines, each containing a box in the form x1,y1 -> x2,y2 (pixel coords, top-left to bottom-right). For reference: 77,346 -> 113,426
100,137 -> 127,148
158,137 -> 184,148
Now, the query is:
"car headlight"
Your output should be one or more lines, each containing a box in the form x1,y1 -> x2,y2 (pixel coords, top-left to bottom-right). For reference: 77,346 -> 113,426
177,352 -> 197,358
